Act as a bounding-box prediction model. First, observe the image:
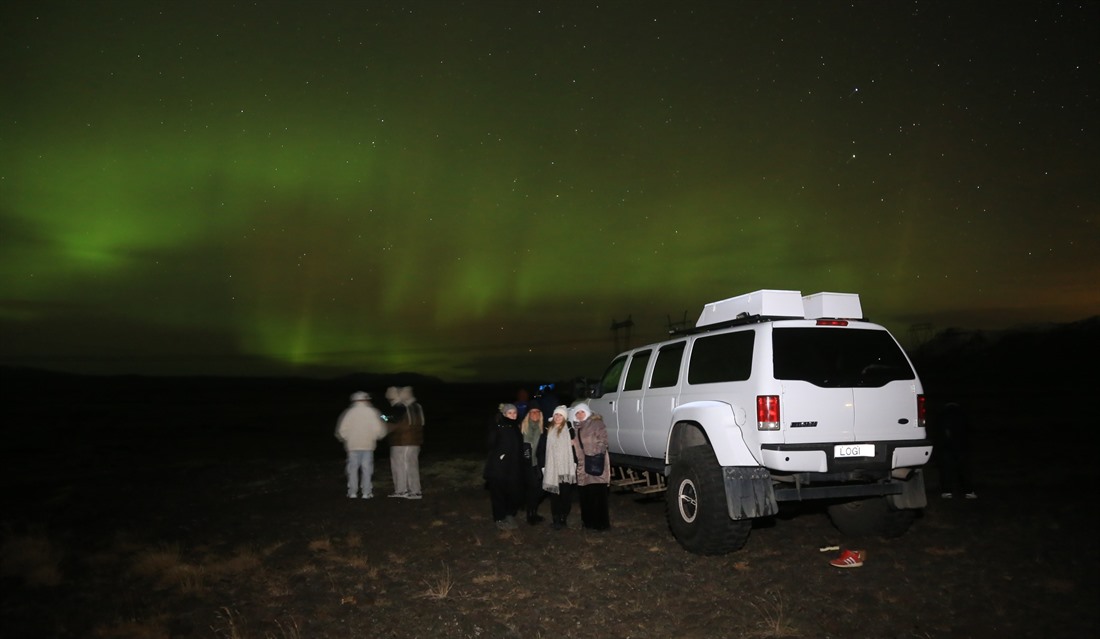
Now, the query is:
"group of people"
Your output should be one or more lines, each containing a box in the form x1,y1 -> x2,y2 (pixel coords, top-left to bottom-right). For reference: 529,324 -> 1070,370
483,401 -> 611,532
334,386 -> 425,500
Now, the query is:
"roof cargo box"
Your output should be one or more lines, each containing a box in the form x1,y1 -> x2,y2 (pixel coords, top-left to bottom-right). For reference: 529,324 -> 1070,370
803,292 -> 863,319
697,289 -> 805,327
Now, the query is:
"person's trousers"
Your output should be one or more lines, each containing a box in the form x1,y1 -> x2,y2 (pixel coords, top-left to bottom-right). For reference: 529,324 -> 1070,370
578,483 -> 610,530
524,465 -> 544,513
346,449 -> 375,497
488,478 -> 519,521
390,445 -> 421,495
549,482 -> 576,522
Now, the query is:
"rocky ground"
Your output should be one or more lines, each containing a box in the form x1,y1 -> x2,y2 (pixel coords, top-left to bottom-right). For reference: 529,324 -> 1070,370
2,381 -> 1097,638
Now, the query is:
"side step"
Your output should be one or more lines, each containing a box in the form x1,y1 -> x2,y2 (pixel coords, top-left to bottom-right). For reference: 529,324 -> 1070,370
610,467 -> 666,495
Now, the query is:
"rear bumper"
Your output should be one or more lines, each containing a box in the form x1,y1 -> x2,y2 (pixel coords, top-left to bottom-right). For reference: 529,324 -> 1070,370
760,439 -> 932,473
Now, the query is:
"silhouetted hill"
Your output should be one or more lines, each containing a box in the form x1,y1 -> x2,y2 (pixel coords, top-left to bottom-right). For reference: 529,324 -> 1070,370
912,315 -> 1100,396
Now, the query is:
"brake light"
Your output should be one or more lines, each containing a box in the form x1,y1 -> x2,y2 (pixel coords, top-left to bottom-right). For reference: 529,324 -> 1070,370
757,395 -> 780,431
815,319 -> 849,326
917,394 -> 926,428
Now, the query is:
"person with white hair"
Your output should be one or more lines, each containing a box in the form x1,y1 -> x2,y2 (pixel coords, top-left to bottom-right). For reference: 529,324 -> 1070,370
335,391 -> 387,499
570,402 -> 611,530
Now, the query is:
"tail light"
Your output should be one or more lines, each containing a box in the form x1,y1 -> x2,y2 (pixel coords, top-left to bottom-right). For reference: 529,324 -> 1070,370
815,319 -> 849,326
757,395 -> 780,431
917,394 -> 926,428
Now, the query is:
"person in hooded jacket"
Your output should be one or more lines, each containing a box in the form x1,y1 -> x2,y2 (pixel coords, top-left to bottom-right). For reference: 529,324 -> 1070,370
570,402 -> 611,530
484,403 -> 524,529
386,386 -> 425,499
541,405 -> 577,530
335,391 -> 388,499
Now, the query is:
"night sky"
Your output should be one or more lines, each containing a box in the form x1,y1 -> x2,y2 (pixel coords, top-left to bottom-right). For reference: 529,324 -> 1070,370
2,1 -> 1097,382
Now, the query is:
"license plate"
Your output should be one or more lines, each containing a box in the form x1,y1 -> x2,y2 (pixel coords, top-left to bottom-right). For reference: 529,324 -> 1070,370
834,444 -> 875,458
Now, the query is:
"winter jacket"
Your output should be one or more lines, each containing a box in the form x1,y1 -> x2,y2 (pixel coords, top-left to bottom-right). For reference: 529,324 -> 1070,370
484,412 -> 524,482
335,403 -> 387,451
388,401 -> 425,446
572,415 -> 611,486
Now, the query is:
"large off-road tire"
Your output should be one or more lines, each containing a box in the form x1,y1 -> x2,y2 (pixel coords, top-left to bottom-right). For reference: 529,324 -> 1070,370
827,496 -> 917,538
665,445 -> 752,555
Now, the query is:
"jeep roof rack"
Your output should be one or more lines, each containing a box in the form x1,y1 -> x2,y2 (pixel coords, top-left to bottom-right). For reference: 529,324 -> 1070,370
669,289 -> 865,335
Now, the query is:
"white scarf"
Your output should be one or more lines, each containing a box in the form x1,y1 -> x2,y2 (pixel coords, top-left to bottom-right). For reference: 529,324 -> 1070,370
542,425 -> 577,493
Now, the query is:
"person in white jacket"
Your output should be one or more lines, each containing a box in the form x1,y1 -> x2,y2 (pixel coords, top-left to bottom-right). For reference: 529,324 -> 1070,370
335,391 -> 388,499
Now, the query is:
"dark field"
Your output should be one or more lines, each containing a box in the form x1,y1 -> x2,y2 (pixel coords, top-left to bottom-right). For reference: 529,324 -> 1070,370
2,373 -> 1098,639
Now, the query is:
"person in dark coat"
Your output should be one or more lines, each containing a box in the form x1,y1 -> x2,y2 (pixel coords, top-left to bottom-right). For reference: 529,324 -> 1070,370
484,403 -> 524,529
931,402 -> 976,499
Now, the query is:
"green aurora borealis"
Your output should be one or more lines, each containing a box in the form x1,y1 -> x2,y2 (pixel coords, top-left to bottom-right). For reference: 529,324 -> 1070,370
2,1 -> 1097,381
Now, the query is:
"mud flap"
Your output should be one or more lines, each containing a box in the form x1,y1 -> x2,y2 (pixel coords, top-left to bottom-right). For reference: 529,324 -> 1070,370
723,466 -> 778,519
888,468 -> 927,509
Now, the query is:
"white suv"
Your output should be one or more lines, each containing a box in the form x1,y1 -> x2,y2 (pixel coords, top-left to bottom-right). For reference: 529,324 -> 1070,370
588,290 -> 932,555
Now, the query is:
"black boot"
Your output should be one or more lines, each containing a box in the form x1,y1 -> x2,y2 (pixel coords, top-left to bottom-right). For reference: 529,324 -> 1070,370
526,509 -> 544,525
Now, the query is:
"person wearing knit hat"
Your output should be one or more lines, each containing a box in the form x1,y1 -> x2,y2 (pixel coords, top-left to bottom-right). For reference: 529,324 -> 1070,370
335,391 -> 387,499
571,402 -> 611,530
484,403 -> 524,529
542,405 -> 578,529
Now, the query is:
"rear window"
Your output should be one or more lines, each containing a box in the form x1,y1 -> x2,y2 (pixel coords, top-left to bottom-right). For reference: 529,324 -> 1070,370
772,327 -> 915,387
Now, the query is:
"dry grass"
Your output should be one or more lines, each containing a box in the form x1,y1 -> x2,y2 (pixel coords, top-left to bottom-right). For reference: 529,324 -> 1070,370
0,533 -> 63,587
419,561 -> 455,599
750,588 -> 800,638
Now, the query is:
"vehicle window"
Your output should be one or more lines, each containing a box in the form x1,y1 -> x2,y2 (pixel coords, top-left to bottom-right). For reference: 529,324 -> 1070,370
597,356 -> 628,396
688,330 -> 754,384
622,350 -> 652,392
650,342 -> 686,388
772,327 -> 915,387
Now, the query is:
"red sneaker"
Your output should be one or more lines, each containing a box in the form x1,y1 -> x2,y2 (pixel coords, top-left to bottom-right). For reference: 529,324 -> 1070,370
829,549 -> 865,568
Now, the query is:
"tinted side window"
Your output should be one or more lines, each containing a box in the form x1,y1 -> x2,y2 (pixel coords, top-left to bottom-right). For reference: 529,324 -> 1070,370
597,356 -> 627,396
623,350 -> 652,392
650,342 -> 686,388
688,330 -> 754,384
772,327 -> 915,387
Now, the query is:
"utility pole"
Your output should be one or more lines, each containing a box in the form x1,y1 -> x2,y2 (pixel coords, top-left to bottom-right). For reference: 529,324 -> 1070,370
610,316 -> 634,353
667,311 -> 689,334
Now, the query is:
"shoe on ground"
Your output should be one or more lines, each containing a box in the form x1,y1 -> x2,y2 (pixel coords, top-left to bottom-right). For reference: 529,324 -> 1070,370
829,549 -> 865,568
964,491 -> 978,499
388,492 -> 408,498
495,517 -> 518,530
347,494 -> 357,499
940,492 -> 953,499
362,493 -> 374,499
405,493 -> 422,500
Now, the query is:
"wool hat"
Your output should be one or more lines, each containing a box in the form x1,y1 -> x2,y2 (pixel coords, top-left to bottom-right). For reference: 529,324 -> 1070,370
552,405 -> 568,419
351,391 -> 370,402
499,403 -> 517,415
572,402 -> 592,418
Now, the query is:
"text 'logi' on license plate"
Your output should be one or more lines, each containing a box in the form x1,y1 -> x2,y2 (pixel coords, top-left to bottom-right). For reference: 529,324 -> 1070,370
834,444 -> 875,458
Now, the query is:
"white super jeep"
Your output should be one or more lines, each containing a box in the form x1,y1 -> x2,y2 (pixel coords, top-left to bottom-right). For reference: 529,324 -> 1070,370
588,290 -> 931,555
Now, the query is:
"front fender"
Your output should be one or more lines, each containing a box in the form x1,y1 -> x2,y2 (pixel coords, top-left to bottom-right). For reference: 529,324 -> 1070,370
670,401 -> 762,467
